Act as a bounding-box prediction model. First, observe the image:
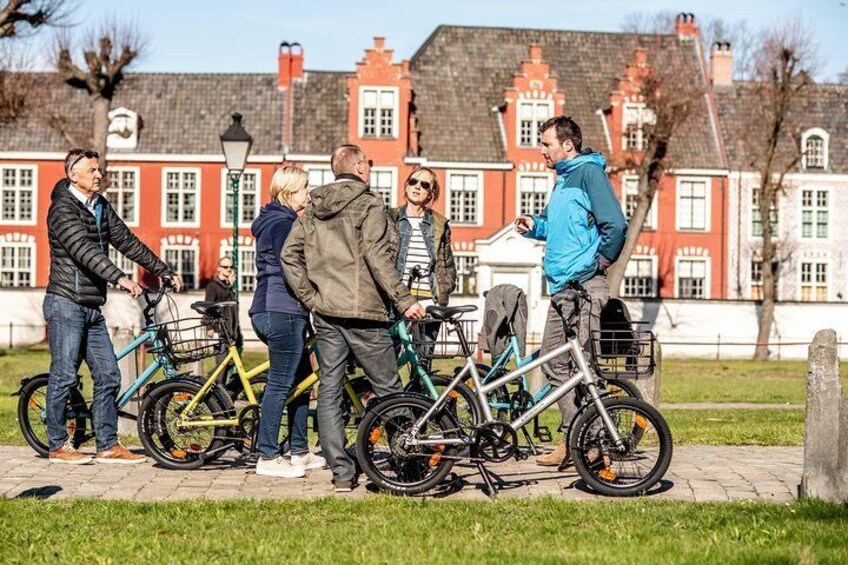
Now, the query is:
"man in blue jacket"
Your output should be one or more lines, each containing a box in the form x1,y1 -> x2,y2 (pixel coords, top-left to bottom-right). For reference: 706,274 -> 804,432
515,116 -> 627,469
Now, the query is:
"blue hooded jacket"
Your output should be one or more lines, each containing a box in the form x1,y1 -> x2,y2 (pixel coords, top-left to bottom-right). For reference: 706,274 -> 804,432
523,151 -> 627,294
249,201 -> 307,317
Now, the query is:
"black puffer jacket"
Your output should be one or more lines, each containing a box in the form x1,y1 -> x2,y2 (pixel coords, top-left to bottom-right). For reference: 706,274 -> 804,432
46,179 -> 172,307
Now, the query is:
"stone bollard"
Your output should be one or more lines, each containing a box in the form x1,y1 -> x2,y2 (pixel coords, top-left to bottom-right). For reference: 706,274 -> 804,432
800,329 -> 848,502
634,342 -> 662,408
114,328 -> 138,437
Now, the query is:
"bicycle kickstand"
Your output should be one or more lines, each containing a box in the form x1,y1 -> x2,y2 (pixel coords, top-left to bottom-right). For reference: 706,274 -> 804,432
476,462 -> 506,499
520,426 -> 540,456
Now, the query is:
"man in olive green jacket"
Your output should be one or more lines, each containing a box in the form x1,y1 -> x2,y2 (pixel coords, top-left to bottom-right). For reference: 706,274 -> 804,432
282,144 -> 425,491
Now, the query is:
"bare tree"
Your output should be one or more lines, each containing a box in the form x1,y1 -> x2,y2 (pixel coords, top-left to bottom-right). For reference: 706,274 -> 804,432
745,20 -> 818,360
838,67 -> 848,85
0,0 -> 69,38
53,17 -> 146,172
701,17 -> 756,80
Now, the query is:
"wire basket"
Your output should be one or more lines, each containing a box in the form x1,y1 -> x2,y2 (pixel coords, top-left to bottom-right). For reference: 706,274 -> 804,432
149,317 -> 223,364
410,319 -> 477,360
590,322 -> 656,379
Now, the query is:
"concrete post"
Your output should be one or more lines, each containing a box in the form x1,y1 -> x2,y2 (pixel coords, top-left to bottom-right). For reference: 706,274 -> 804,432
635,342 -> 661,407
114,328 -> 138,437
800,329 -> 848,502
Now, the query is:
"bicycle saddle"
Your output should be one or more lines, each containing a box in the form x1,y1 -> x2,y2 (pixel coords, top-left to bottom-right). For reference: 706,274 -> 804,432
425,304 -> 477,320
190,301 -> 237,316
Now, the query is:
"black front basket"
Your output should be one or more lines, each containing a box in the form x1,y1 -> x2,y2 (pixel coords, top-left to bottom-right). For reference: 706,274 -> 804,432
590,321 -> 656,379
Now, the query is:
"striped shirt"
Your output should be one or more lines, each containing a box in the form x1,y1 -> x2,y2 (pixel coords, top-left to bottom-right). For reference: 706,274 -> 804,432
402,216 -> 433,302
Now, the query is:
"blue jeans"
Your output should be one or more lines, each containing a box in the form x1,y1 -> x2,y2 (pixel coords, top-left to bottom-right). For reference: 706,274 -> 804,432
251,312 -> 310,459
43,294 -> 121,453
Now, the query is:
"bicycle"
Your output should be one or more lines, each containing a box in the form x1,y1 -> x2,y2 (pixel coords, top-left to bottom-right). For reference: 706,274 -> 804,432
355,282 -> 672,498
14,281 -> 182,457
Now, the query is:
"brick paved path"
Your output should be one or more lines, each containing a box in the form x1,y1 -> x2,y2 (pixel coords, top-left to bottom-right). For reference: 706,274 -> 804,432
0,445 -> 800,502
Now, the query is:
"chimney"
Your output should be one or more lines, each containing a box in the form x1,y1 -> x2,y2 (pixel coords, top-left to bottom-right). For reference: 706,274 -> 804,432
529,43 -> 543,63
278,42 -> 304,89
675,12 -> 698,41
710,42 -> 733,87
373,36 -> 385,50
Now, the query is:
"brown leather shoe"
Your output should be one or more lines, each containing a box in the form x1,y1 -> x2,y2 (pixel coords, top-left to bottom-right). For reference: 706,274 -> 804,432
535,441 -> 569,467
95,444 -> 146,465
49,443 -> 93,465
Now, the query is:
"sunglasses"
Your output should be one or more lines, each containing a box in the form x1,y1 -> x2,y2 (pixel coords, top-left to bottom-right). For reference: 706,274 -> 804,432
359,159 -> 374,168
407,177 -> 432,191
219,265 -> 234,270
67,150 -> 100,174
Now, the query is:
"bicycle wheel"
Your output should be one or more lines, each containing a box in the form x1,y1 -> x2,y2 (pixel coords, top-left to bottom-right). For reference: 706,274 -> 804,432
355,395 -> 458,495
138,380 -> 232,470
17,375 -> 90,457
407,374 -> 482,426
602,379 -> 644,401
569,397 -> 672,497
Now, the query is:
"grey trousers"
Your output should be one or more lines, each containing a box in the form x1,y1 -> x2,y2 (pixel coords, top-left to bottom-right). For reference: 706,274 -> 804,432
312,313 -> 403,484
539,274 -> 609,438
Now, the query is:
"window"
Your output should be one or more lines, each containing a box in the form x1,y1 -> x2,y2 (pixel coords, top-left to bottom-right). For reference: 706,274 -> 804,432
676,178 -> 709,231
219,239 -> 256,292
108,247 -> 136,282
0,166 -> 36,224
306,166 -> 334,188
360,87 -> 397,138
622,103 -> 653,151
517,174 -> 550,216
676,258 -> 708,299
453,255 -> 478,296
622,257 -> 656,297
622,176 -> 656,230
750,260 -> 763,300
162,169 -> 200,226
371,168 -> 395,207
517,101 -> 552,147
448,172 -> 482,225
222,169 -> 260,227
800,261 -> 828,302
163,245 -> 198,290
801,189 -> 828,239
801,128 -> 829,170
0,241 -> 34,287
751,188 -> 778,238
105,168 -> 138,225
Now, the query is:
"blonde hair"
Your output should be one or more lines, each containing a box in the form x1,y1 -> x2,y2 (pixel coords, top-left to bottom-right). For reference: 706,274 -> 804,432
269,166 -> 308,206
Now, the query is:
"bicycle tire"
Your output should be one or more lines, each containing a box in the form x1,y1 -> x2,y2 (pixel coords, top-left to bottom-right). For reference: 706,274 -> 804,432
355,395 -> 458,495
569,397 -> 672,497
604,379 -> 643,401
17,375 -> 89,457
137,379 -> 232,470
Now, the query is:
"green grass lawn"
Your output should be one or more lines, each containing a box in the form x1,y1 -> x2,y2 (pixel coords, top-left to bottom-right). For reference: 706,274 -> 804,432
1,498 -> 846,563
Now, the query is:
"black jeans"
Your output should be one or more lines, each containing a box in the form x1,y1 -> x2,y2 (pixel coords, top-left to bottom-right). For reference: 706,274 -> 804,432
312,313 -> 403,484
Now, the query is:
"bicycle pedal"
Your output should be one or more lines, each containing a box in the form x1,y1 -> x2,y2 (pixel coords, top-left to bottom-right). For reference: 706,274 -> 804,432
535,426 -> 553,443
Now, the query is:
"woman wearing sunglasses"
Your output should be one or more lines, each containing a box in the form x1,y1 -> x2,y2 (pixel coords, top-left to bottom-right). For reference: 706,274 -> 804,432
390,167 -> 457,367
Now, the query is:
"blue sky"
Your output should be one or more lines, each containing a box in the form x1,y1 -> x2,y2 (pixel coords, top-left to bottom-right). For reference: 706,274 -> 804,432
47,0 -> 848,82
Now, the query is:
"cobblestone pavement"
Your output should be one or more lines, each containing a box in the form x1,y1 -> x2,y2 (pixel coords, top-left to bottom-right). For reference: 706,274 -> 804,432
0,445 -> 800,503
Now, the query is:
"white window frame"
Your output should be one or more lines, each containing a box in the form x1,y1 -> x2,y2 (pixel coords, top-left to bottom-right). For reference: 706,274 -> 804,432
621,103 -> 652,152
358,86 -> 399,139
0,164 -> 38,226
104,166 -> 140,227
446,170 -> 484,227
108,246 -> 137,282
161,167 -> 201,228
516,100 -> 553,148
516,172 -> 553,217
799,259 -> 829,302
452,253 -> 479,296
621,175 -> 657,231
675,177 -> 711,232
801,127 -> 829,171
750,259 -> 763,301
219,238 -> 257,292
304,165 -> 334,188
370,166 -> 397,208
621,255 -> 658,298
0,238 -> 35,287
674,256 -> 710,299
799,187 -> 830,241
749,186 -> 780,239
220,168 -> 262,228
161,242 -> 200,290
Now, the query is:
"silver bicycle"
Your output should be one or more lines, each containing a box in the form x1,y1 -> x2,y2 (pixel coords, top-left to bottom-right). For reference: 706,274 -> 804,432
355,283 -> 673,497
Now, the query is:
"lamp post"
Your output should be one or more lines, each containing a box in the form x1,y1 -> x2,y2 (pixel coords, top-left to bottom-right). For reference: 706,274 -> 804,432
219,112 -> 253,305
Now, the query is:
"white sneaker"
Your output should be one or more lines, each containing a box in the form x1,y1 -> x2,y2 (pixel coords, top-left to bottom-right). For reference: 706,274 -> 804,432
291,452 -> 327,471
255,456 -> 305,478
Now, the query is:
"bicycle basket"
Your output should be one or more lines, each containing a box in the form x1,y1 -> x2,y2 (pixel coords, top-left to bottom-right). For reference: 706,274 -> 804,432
590,322 -> 656,379
410,319 -> 477,359
149,317 -> 223,364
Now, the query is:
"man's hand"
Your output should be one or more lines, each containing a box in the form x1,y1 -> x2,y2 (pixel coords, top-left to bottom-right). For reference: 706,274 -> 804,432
403,302 -> 426,320
514,215 -> 534,234
165,274 -> 184,292
117,276 -> 142,298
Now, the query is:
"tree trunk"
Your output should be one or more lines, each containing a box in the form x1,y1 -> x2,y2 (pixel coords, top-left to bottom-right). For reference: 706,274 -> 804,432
608,176 -> 653,298
91,94 -> 109,174
754,177 -> 778,360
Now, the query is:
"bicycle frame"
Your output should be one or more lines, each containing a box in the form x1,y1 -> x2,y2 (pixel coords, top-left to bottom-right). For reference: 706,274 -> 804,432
115,328 -> 178,410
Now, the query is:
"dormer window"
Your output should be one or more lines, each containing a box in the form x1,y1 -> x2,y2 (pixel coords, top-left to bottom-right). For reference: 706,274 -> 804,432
801,128 -> 829,171
359,87 -> 398,139
622,103 -> 653,151
107,107 -> 139,150
517,100 -> 552,147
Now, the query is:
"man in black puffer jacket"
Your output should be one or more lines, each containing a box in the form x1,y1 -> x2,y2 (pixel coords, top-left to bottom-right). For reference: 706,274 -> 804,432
44,148 -> 183,465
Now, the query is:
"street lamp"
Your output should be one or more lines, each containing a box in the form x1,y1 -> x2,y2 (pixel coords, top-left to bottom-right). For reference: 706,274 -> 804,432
219,112 -> 253,305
